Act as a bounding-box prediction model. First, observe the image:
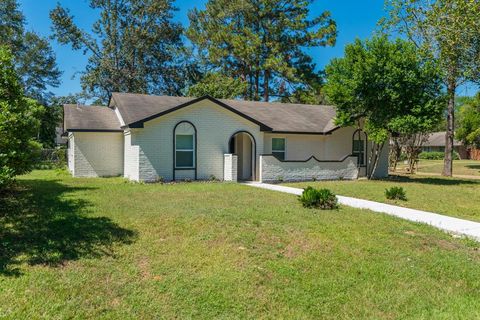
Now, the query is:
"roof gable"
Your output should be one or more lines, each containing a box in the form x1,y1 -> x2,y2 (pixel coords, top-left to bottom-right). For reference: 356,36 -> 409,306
110,92 -> 339,134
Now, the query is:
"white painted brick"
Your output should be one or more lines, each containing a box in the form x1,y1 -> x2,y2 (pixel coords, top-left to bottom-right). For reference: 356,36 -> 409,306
70,132 -> 124,177
124,131 -> 139,181
224,154 -> 238,181
259,155 -> 359,182
128,100 -> 264,181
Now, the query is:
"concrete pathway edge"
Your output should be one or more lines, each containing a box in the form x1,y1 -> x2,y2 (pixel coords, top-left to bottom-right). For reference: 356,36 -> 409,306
244,182 -> 480,242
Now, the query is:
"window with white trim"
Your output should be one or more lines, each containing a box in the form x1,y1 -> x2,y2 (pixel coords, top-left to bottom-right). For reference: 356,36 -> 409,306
175,122 -> 195,168
272,138 -> 285,160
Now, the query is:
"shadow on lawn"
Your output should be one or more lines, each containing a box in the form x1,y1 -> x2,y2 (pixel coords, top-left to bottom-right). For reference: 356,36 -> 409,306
0,179 -> 136,276
465,164 -> 480,171
386,174 -> 479,186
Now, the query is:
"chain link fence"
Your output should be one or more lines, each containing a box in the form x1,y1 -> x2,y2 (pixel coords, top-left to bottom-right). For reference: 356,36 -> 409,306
33,148 -> 67,169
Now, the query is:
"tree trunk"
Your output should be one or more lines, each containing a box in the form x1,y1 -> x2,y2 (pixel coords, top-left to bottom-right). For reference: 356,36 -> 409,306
254,70 -> 260,101
263,69 -> 269,102
367,141 -> 385,179
443,81 -> 456,177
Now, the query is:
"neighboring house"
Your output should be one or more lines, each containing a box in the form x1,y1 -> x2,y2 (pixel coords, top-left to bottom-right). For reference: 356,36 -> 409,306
63,93 -> 389,182
422,132 -> 468,159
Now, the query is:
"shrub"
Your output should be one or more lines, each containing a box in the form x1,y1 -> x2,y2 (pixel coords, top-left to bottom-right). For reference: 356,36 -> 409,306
298,187 -> 338,210
33,147 -> 67,170
385,186 -> 407,201
418,151 -> 459,160
0,48 -> 44,190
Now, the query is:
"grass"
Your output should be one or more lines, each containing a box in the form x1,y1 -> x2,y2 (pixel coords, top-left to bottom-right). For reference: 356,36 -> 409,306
1,170 -> 480,318
396,159 -> 480,177
286,174 -> 480,222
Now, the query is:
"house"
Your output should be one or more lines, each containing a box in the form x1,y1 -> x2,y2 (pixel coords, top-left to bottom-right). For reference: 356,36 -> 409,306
422,132 -> 468,159
63,93 -> 389,182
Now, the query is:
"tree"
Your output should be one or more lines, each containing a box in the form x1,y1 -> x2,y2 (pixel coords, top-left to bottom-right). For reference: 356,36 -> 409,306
187,72 -> 247,99
0,47 -> 44,189
383,0 -> 480,176
50,0 -> 186,103
39,95 -> 81,148
456,93 -> 480,148
187,0 -> 336,102
324,36 -> 443,179
0,0 -> 61,103
280,69 -> 327,105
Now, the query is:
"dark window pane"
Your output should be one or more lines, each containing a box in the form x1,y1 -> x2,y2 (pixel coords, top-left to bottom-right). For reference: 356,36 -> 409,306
272,151 -> 285,161
272,138 -> 285,151
176,134 -> 193,149
353,140 -> 364,152
176,151 -> 194,167
357,152 -> 365,165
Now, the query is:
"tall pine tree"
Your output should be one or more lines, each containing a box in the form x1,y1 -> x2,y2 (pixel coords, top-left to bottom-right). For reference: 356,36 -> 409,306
187,0 -> 336,102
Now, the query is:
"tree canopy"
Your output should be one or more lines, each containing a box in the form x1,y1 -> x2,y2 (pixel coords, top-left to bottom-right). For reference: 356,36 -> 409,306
383,0 -> 480,176
324,36 -> 443,178
187,72 -> 248,99
187,0 -> 336,102
0,0 -> 61,103
0,46 -> 44,189
456,94 -> 480,148
50,0 -> 188,103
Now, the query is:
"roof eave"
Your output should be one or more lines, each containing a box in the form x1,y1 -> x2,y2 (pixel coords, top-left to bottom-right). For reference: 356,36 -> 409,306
66,129 -> 123,133
126,95 -> 273,131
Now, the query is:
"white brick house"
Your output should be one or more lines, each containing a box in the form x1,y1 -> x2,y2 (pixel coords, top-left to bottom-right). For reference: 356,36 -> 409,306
64,93 -> 388,182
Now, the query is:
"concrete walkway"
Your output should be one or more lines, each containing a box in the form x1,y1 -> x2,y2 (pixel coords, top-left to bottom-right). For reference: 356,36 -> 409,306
244,182 -> 480,242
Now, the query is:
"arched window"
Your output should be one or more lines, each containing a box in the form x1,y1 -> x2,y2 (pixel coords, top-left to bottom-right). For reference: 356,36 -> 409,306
174,121 -> 196,169
352,129 -> 367,166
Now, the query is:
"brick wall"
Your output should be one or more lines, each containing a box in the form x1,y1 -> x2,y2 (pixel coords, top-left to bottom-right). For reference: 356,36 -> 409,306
71,132 -> 124,177
259,155 -> 359,182
127,100 -> 264,182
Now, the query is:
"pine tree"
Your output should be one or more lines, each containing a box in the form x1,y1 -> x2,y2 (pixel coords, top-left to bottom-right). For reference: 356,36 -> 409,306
187,0 -> 336,102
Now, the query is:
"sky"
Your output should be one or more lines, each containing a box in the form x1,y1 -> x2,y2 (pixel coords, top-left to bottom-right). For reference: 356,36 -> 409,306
17,0 -> 475,97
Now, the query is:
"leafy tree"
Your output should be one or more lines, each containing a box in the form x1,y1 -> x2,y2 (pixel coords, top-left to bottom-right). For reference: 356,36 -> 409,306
456,94 -> 480,148
187,72 -> 247,99
50,0 -> 186,103
0,47 -> 44,189
0,0 -> 61,103
187,0 -> 336,102
324,36 -> 443,178
383,0 -> 480,176
281,70 -> 327,105
39,95 -> 81,148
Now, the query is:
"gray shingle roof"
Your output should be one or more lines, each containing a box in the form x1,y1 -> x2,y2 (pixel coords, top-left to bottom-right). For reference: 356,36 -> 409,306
219,98 -> 338,133
110,92 -> 339,134
424,132 -> 462,147
64,104 -> 122,132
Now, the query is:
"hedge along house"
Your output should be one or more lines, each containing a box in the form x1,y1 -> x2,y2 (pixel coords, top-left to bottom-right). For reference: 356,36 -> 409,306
64,92 -> 389,182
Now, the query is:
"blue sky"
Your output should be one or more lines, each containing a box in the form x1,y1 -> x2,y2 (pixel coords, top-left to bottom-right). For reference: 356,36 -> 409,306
17,0 -> 475,97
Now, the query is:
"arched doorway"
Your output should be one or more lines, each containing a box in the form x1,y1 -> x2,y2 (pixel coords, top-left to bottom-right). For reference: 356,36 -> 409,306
229,131 -> 256,181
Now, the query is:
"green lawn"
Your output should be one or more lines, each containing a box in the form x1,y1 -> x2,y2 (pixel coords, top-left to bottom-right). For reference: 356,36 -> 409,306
286,174 -> 480,222
396,159 -> 480,177
1,170 -> 480,318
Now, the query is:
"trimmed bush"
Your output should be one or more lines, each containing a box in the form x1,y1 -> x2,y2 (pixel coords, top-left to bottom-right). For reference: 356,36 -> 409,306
385,186 -> 407,201
418,151 -> 459,160
299,187 -> 338,210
